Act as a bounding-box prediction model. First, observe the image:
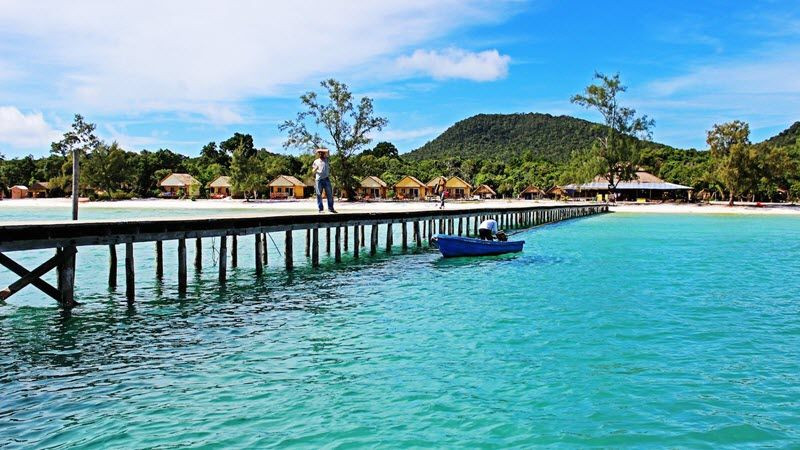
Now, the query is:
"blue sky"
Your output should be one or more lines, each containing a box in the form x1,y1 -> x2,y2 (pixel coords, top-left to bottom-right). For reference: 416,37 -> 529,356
1,0 -> 798,158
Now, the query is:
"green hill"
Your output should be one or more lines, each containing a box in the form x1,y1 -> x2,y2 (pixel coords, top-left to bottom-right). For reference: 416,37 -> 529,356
405,113 -> 676,162
763,121 -> 800,147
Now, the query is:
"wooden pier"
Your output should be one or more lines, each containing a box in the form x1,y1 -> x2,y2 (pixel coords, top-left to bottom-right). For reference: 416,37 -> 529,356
0,204 -> 607,310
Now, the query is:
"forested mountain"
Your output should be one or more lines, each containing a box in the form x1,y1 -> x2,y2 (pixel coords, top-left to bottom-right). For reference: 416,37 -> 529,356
405,113 -> 677,161
763,121 -> 800,148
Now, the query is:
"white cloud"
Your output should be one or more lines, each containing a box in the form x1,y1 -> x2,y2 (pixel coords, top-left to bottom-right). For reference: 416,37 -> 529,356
395,48 -> 511,81
0,0 -> 511,115
375,126 -> 444,142
639,48 -> 800,147
0,106 -> 60,149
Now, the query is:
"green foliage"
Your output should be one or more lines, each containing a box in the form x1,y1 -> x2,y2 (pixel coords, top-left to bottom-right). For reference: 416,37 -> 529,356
406,112 -> 672,163
280,79 -> 388,200
81,141 -> 130,194
568,72 -> 654,195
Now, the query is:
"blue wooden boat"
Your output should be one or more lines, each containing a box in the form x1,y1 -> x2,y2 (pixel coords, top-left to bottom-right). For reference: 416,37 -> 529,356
432,234 -> 524,258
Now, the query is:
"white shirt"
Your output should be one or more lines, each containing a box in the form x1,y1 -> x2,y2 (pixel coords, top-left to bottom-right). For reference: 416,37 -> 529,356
478,219 -> 498,234
312,158 -> 330,180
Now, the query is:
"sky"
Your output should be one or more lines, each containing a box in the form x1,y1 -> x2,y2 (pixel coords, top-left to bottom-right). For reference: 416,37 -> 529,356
1,0 -> 799,158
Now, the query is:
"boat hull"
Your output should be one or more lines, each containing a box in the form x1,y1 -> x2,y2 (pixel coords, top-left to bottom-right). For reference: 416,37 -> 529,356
434,234 -> 524,257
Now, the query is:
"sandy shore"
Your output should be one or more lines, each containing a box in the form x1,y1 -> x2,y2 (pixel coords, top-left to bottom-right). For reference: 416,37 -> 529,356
2,197 -> 799,216
610,202 -> 800,215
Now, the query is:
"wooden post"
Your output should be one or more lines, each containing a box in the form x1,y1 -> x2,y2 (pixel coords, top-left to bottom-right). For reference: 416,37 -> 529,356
125,242 -> 134,302
178,238 -> 187,293
285,230 -> 293,271
401,221 -> 408,251
195,237 -> 202,272
155,240 -> 163,279
255,233 -> 263,276
261,233 -> 268,265
58,246 -> 77,308
108,244 -> 117,288
231,235 -> 238,268
326,227 -> 331,254
353,225 -> 360,259
344,226 -> 349,252
458,218 -> 463,236
218,235 -> 227,283
335,226 -> 342,262
361,225 -> 366,248
414,221 -> 422,248
386,223 -> 393,252
370,224 -> 378,255
305,229 -> 311,257
312,227 -> 319,267
423,220 -> 427,239
474,216 -> 479,235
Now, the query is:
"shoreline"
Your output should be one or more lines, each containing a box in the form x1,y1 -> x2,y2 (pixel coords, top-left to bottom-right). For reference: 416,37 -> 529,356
2,197 -> 799,216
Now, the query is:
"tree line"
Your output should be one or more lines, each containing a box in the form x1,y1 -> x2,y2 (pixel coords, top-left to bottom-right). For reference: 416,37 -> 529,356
1,76 -> 798,203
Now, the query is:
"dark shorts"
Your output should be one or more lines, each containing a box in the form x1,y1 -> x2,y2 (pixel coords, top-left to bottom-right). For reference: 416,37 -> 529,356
478,228 -> 493,240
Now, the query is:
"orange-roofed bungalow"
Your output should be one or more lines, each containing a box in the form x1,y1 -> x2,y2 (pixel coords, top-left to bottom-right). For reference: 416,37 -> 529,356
269,175 -> 308,199
519,185 -> 545,200
10,185 -> 29,199
445,176 -> 472,199
473,184 -> 496,199
158,173 -> 201,198
358,176 -> 388,199
208,176 -> 232,198
394,176 -> 426,200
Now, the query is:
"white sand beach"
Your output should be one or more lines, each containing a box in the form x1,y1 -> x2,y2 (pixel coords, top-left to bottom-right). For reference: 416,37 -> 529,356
2,197 -> 799,217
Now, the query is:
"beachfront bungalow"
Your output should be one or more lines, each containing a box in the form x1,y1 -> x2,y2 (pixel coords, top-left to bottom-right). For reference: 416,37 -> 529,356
519,185 -> 545,200
394,176 -> 426,200
208,176 -> 232,198
269,175 -> 309,199
10,185 -> 28,199
473,184 -> 497,199
358,176 -> 388,199
563,171 -> 692,202
546,186 -> 568,200
445,176 -> 472,199
158,173 -> 201,198
29,181 -> 50,198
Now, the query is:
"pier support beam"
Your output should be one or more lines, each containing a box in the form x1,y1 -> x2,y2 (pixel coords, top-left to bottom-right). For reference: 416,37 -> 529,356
195,238 -> 202,272
401,221 -> 408,251
255,233 -> 263,276
305,229 -> 311,257
0,247 -> 75,307
414,221 -> 422,248
125,242 -> 134,303
178,238 -> 187,293
218,236 -> 227,283
108,245 -> 117,288
155,241 -> 163,279
335,227 -> 341,263
312,228 -> 319,267
326,227 -> 331,255
370,224 -> 378,255
261,233 -> 268,265
386,223 -> 393,252
285,230 -> 293,271
353,225 -> 360,259
231,235 -> 238,268
344,226 -> 348,252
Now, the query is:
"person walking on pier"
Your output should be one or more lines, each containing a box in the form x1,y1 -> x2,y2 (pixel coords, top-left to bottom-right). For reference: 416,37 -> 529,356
435,177 -> 446,209
313,148 -> 337,213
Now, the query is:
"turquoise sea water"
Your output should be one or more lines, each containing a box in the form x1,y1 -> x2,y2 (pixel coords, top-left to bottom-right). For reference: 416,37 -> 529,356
1,210 -> 799,448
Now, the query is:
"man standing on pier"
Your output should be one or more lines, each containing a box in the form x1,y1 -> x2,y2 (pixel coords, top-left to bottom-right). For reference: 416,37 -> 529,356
313,148 -> 337,213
